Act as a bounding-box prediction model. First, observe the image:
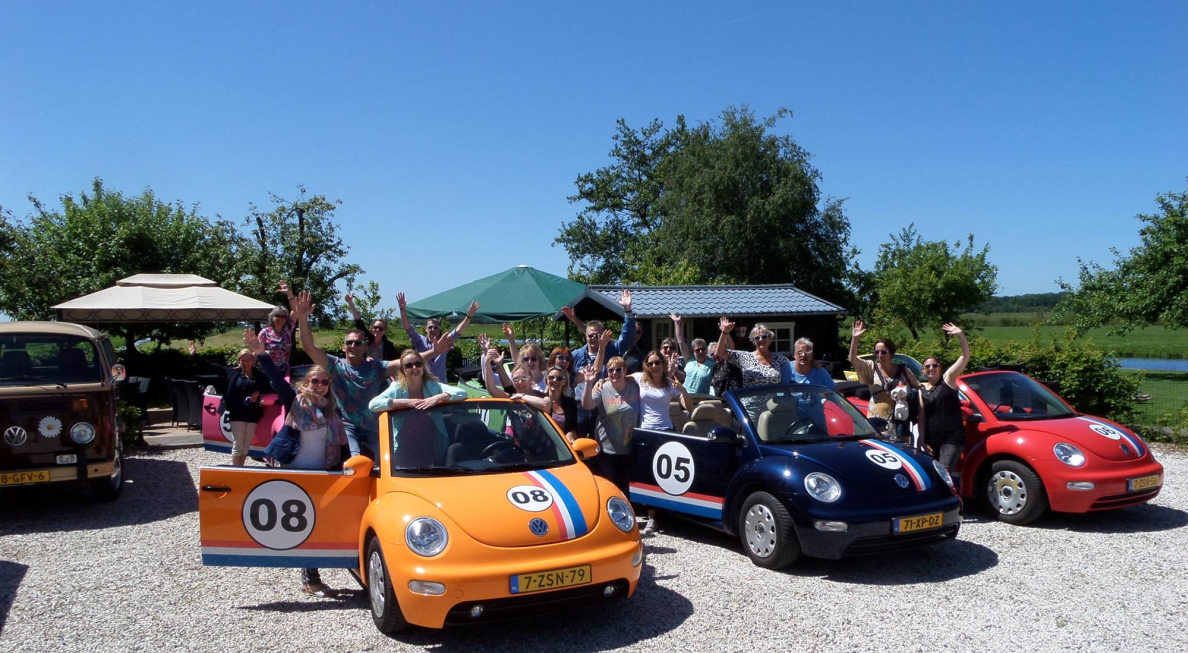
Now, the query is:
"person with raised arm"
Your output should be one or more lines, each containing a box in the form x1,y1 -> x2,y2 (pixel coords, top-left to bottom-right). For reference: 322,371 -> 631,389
560,290 -> 637,379
367,348 -> 468,467
848,320 -> 921,442
260,281 -> 297,377
580,346 -> 639,497
501,323 -> 547,392
344,292 -> 398,361
920,324 -> 971,477
397,291 -> 479,381
188,340 -> 272,466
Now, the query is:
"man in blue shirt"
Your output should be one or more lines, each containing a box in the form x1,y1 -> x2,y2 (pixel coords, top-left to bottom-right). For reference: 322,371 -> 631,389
561,290 -> 636,379
782,337 -> 836,388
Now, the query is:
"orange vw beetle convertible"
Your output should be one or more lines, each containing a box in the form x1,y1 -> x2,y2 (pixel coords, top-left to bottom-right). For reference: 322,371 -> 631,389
198,398 -> 643,632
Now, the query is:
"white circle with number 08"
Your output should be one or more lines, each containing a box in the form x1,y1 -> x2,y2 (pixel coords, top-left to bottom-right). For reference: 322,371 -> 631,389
506,485 -> 554,512
653,441 -> 696,495
865,449 -> 904,470
1086,421 -> 1123,440
242,480 -> 316,550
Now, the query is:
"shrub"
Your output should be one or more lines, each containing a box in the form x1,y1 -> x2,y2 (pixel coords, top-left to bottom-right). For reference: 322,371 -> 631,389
117,404 -> 143,448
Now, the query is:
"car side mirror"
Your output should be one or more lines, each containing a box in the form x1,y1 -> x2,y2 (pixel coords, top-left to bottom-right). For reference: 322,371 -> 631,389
110,364 -> 126,382
342,455 -> 374,477
571,437 -> 599,460
965,413 -> 984,423
708,426 -> 739,445
867,417 -> 890,433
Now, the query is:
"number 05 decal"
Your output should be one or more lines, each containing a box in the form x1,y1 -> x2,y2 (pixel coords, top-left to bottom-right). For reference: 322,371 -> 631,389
242,480 -> 315,550
653,441 -> 695,496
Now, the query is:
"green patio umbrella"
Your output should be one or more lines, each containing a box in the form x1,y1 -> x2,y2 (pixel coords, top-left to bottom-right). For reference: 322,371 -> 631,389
404,266 -> 590,324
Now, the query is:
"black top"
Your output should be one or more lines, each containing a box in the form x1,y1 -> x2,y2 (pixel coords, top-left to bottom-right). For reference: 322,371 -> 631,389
550,394 -> 578,435
195,355 -> 273,423
922,381 -> 964,445
353,318 -> 401,360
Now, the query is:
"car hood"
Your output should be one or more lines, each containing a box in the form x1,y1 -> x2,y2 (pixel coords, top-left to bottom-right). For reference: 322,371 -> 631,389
1020,415 -> 1148,461
769,439 -> 941,496
393,463 -> 601,547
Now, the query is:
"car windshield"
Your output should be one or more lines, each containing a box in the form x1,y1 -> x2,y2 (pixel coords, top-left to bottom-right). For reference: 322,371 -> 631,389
0,334 -> 102,386
387,400 -> 576,476
963,372 -> 1074,420
729,385 -> 881,444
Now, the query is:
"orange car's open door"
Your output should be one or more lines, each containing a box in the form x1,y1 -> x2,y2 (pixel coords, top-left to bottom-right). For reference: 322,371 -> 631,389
198,465 -> 371,568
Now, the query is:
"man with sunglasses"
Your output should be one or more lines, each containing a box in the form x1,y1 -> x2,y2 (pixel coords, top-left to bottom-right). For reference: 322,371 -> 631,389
559,290 -> 637,379
291,291 -> 449,459
783,337 -> 835,389
397,292 -> 480,382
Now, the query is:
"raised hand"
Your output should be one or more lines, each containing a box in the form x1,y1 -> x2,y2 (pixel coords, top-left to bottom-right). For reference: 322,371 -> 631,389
467,301 -> 480,318
942,323 -> 963,336
277,280 -> 293,299
719,316 -> 736,333
502,323 -> 515,340
344,292 -> 357,308
599,329 -> 614,346
478,333 -> 492,351
291,291 -> 314,321
560,306 -> 575,319
666,352 -> 681,374
618,289 -> 633,313
583,365 -> 598,384
488,348 -> 505,366
243,329 -> 265,355
670,312 -> 682,325
396,292 -> 408,310
187,340 -> 198,356
852,320 -> 866,339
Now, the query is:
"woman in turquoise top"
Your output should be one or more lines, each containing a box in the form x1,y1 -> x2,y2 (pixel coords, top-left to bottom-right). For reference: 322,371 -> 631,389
368,349 -> 468,467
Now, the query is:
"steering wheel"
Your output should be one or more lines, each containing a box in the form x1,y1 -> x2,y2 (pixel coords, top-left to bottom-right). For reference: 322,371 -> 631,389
992,402 -> 1011,414
480,440 -> 516,459
783,418 -> 816,437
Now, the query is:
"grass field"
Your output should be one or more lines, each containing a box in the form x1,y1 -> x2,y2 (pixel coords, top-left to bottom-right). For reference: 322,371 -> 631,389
1123,370 -> 1188,426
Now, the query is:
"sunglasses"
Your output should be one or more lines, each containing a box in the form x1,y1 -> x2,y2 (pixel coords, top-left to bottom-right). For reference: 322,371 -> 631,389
372,326 -> 386,332
607,368 -> 625,374
522,356 -> 539,363
586,333 -> 599,340
547,375 -> 565,382
646,360 -> 664,367
403,361 -> 424,369
752,334 -> 772,342
307,378 -> 330,386
512,376 -> 531,382
795,350 -> 813,356
874,349 -> 891,355
923,363 -> 940,369
344,340 -> 367,347
554,354 -> 571,361
274,314 -> 289,319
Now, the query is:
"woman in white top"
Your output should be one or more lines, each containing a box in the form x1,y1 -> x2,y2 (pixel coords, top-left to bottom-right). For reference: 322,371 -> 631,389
631,350 -> 692,430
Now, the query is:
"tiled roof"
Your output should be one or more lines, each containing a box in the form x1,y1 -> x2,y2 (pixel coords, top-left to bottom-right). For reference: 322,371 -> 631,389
586,285 -> 846,318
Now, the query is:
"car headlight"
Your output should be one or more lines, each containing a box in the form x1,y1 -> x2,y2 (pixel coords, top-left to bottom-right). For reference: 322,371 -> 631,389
70,422 -> 96,444
1053,443 -> 1086,467
607,497 -> 636,533
932,459 -> 954,489
804,472 -> 842,503
405,517 -> 448,557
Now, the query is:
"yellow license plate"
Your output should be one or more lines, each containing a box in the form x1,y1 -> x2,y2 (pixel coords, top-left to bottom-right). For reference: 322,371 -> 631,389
0,470 -> 52,486
1128,474 -> 1161,492
894,512 -> 943,534
510,564 -> 592,595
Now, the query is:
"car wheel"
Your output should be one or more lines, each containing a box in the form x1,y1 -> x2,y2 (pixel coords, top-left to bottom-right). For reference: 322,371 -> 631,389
739,491 -> 800,569
366,538 -> 410,634
91,441 -> 124,502
985,460 -> 1048,525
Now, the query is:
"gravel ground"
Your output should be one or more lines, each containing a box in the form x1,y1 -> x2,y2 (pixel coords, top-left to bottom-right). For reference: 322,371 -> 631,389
2,444 -> 1187,653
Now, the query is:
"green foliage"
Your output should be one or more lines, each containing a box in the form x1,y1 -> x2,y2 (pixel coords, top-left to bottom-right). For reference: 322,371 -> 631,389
348,280 -> 395,324
241,186 -> 362,327
0,179 -> 246,344
870,225 -> 997,340
116,404 -> 143,448
556,106 -> 860,308
1056,179 -> 1188,334
976,292 -> 1067,314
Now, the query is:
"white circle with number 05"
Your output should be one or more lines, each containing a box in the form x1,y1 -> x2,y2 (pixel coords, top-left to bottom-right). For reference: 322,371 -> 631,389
653,441 -> 696,495
219,409 -> 234,442
242,480 -> 316,550
506,485 -> 555,512
865,449 -> 904,470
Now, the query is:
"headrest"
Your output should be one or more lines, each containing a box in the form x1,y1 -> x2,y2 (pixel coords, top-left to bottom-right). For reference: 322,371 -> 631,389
690,404 -> 717,421
669,401 -> 685,415
702,400 -> 724,411
766,396 -> 797,412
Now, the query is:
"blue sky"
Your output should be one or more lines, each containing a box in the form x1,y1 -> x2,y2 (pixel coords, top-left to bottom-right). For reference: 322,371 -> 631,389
2,1 -> 1185,310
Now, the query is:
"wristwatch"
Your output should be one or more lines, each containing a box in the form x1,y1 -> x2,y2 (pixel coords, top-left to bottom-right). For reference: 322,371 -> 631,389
623,312 -> 635,318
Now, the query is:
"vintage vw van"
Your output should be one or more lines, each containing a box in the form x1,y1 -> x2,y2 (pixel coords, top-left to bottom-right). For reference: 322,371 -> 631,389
0,321 -> 125,501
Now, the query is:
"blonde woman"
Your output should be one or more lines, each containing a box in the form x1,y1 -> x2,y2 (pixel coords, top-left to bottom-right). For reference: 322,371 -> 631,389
189,340 -> 271,466
544,364 -> 579,442
630,350 -> 692,430
368,349 -> 468,467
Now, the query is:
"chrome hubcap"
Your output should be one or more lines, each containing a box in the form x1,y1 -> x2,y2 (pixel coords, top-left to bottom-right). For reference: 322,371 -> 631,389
988,470 -> 1027,515
368,550 -> 386,615
744,504 -> 777,558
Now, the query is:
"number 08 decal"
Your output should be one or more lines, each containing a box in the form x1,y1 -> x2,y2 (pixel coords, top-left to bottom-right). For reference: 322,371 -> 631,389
653,441 -> 695,495
242,480 -> 315,550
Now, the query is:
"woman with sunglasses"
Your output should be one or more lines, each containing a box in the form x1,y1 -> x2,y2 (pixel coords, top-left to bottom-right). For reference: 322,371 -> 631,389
261,281 -> 298,377
631,351 -> 692,430
580,356 -> 640,497
548,346 -> 575,392
544,365 -> 579,442
848,320 -> 921,441
345,292 -> 398,361
714,318 -> 792,388
501,323 -> 548,392
188,340 -> 273,467
479,347 -> 552,413
368,349 -> 468,466
919,324 -> 971,477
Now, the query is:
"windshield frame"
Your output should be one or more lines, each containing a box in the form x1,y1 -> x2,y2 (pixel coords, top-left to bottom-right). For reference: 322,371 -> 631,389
725,383 -> 883,444
0,333 -> 104,387
385,399 -> 578,478
962,372 -> 1076,421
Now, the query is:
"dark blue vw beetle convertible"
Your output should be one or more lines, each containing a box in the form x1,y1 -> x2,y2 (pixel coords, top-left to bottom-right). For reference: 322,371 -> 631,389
628,384 -> 962,569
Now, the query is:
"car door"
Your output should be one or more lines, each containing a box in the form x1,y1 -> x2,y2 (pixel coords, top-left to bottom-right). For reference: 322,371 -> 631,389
198,466 -> 371,568
629,428 -> 735,525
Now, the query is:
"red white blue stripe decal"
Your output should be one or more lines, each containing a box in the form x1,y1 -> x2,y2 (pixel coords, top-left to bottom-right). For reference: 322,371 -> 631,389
860,439 -> 932,491
524,470 -> 588,540
200,540 -> 357,568
1080,416 -> 1145,457
629,482 -> 725,520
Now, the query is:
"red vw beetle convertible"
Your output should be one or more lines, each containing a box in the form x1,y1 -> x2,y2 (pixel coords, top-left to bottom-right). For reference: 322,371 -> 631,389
848,370 -> 1164,525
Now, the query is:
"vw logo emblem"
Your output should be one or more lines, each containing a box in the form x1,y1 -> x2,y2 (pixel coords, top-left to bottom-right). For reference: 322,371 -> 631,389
894,474 -> 910,489
528,518 -> 549,537
1120,443 -> 1131,455
4,426 -> 28,447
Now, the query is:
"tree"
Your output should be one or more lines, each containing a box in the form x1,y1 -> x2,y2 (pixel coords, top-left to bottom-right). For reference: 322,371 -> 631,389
0,179 -> 246,346
555,107 -> 861,307
1056,180 -> 1188,334
348,280 -> 395,324
242,186 -> 362,326
871,225 -> 997,340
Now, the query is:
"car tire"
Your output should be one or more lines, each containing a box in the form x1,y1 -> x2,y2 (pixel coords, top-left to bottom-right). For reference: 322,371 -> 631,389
366,538 -> 410,634
984,460 -> 1048,525
91,441 -> 123,502
739,491 -> 800,569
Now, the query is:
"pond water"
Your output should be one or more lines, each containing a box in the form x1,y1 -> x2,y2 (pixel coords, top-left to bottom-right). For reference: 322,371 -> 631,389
1118,358 -> 1188,372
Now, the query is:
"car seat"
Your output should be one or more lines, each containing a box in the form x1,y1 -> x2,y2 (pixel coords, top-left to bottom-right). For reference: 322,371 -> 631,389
668,401 -> 689,432
446,421 -> 494,467
58,348 -> 89,375
681,404 -> 720,437
700,399 -> 733,429
757,396 -> 799,442
1,350 -> 33,377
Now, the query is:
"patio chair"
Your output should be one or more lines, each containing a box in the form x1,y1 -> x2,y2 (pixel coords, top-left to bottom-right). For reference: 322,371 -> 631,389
166,378 -> 185,427
182,380 -> 203,430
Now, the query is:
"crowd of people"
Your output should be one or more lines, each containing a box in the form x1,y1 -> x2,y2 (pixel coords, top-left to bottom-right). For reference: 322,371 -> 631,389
197,283 -> 971,596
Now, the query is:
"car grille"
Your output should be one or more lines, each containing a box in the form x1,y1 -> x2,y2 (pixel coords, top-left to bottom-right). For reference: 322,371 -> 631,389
1089,487 -> 1162,510
844,525 -> 960,556
444,579 -> 630,625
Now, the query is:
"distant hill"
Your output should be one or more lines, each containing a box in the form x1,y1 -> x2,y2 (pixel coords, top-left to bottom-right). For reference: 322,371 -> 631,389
975,292 -> 1068,313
